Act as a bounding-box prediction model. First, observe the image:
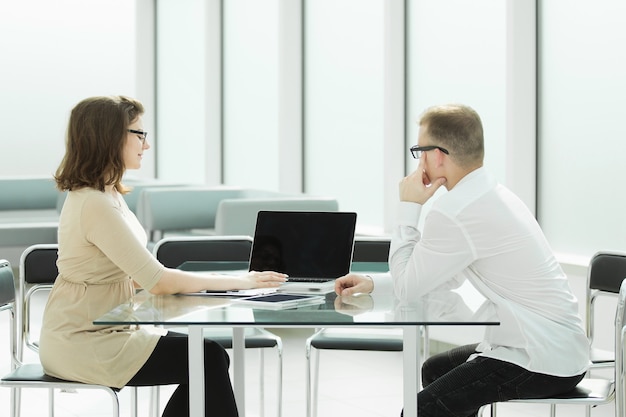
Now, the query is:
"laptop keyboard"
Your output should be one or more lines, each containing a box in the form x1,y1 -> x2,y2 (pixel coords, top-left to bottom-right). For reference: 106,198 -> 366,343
287,277 -> 334,283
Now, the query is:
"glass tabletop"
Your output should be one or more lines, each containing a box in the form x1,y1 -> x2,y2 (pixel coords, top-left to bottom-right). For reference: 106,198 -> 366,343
94,286 -> 500,328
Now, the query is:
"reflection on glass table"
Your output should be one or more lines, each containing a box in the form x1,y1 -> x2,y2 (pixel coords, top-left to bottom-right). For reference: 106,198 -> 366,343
95,283 -> 499,417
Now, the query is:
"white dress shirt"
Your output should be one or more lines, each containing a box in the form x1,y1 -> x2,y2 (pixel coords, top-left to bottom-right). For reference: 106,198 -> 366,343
388,167 -> 590,377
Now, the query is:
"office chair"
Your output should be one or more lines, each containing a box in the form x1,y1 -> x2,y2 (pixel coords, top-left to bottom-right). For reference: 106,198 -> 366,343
153,235 -> 284,417
488,251 -> 626,417
0,259 -> 122,417
14,244 -> 152,417
586,251 -> 626,370
305,236 -> 430,417
479,278 -> 626,417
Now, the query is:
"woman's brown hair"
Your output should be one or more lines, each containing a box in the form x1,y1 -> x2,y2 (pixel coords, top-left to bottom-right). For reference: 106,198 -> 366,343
54,95 -> 144,193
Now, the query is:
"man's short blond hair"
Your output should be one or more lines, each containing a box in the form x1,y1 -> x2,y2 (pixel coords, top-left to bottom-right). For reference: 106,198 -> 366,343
419,104 -> 484,168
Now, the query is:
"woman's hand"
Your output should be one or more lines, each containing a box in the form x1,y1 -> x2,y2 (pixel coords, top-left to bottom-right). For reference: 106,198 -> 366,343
151,268 -> 287,295
237,270 -> 288,289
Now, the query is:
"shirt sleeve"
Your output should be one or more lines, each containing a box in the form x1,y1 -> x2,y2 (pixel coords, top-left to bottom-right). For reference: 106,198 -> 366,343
389,201 -> 476,300
370,272 -> 393,296
80,193 -> 164,290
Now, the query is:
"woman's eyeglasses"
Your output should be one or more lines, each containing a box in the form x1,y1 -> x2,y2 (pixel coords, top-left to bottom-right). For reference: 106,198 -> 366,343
127,129 -> 148,144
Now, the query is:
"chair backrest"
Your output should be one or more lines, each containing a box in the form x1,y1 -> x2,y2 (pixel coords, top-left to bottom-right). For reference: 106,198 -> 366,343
351,236 -> 390,272
20,244 -> 59,285
352,237 -> 390,263
153,236 -> 254,269
214,198 -> 340,236
0,177 -> 59,211
0,259 -> 19,368
136,186 -> 246,237
586,251 -> 626,341
0,259 -> 15,309
588,251 -> 626,293
18,244 -> 59,356
614,279 -> 626,416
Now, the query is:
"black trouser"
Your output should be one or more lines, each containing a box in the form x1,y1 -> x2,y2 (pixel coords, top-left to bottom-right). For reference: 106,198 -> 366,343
127,331 -> 238,417
402,343 -> 585,417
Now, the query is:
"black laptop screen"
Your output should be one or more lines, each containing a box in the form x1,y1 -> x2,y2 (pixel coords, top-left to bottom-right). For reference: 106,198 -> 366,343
249,211 -> 357,278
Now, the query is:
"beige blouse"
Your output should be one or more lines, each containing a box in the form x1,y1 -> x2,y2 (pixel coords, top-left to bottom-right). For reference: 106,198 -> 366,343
39,188 -> 166,388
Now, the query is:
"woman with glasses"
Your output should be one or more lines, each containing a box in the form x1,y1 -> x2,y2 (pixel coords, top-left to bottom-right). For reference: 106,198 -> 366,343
39,95 -> 287,417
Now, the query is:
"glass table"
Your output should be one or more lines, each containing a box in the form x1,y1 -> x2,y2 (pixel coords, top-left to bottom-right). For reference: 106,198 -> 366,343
95,284 -> 498,417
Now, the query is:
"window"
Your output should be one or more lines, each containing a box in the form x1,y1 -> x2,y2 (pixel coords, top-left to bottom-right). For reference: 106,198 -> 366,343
0,0 -> 138,176
304,0 -> 385,231
406,0 -> 507,183
538,0 -> 626,259
223,0 -> 280,189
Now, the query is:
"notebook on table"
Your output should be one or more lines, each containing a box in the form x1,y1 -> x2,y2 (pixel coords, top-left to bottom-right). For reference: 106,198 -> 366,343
249,210 -> 357,294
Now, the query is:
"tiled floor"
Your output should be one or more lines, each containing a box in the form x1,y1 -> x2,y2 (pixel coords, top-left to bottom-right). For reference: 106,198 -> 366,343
0,300 -> 618,417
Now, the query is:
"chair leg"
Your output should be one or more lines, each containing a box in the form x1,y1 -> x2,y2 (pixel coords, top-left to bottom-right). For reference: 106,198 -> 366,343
311,348 -> 320,417
108,389 -> 121,417
259,349 -> 265,417
421,325 -> 430,360
130,386 -> 138,417
305,342 -> 313,417
276,342 -> 283,417
420,325 -> 429,390
149,386 -> 160,417
49,387 -> 54,417
550,403 -> 556,417
10,387 -> 20,417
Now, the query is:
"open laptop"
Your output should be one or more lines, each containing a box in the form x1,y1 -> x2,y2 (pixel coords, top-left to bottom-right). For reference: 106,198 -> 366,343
248,211 -> 357,294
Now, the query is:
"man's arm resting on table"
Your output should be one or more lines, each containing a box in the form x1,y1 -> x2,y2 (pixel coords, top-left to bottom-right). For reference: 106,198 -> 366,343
335,272 -> 392,296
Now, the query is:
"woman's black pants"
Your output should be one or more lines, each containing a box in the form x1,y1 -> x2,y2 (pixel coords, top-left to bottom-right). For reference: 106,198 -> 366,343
127,331 -> 238,417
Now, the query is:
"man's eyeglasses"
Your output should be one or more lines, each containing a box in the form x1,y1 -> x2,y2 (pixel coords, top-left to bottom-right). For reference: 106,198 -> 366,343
128,129 -> 148,144
410,145 -> 449,159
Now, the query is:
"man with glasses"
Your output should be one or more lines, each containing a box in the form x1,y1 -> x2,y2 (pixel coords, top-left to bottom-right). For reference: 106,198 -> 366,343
335,104 -> 589,417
